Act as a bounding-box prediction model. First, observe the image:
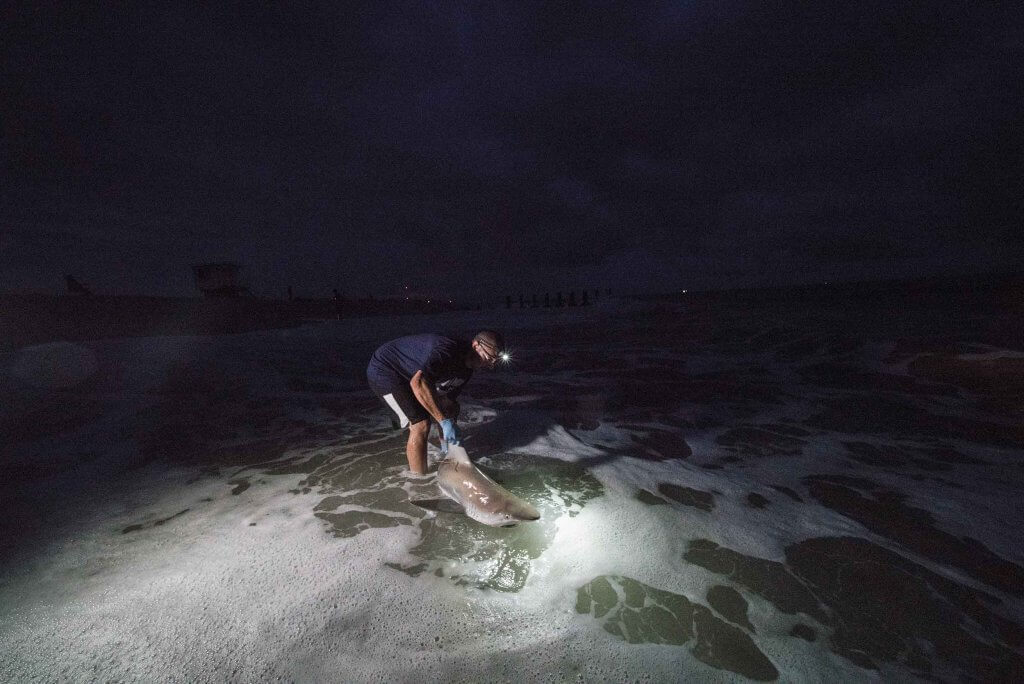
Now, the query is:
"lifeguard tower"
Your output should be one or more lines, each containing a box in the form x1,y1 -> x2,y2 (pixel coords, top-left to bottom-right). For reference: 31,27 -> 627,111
192,263 -> 248,298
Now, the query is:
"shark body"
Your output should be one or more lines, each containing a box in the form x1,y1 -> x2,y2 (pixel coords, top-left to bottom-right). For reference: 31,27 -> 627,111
431,444 -> 540,527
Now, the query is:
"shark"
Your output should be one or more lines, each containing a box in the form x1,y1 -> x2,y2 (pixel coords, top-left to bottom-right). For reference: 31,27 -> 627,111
413,444 -> 541,527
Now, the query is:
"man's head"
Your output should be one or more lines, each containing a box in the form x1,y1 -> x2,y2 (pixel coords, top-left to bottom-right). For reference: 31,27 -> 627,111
470,330 -> 507,369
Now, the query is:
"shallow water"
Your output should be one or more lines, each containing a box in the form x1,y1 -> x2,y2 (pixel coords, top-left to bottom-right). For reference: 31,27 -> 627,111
2,292 -> 1023,681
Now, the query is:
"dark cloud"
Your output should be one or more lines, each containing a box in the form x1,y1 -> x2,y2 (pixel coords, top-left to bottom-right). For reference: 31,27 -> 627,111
2,1 -> 1021,296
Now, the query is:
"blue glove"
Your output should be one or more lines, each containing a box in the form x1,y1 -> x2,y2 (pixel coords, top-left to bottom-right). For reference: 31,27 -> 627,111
440,418 -> 461,448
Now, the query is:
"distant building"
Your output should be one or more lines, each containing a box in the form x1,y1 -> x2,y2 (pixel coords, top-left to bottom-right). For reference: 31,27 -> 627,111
65,274 -> 92,296
192,263 -> 248,298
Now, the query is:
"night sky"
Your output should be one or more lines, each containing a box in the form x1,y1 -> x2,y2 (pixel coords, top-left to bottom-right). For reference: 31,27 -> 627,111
3,2 -> 1022,299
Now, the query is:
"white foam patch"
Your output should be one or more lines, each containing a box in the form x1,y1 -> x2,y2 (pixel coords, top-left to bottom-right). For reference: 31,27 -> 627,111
513,425 -> 606,461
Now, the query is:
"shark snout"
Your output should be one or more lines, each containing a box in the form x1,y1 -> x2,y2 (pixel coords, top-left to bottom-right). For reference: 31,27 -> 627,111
504,501 -> 541,522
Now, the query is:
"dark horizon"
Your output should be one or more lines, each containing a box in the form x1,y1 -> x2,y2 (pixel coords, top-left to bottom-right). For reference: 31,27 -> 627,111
4,3 -> 1022,299
3,261 -> 1019,308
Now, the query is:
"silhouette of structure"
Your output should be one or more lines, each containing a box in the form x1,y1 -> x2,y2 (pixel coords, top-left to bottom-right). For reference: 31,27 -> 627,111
333,289 -> 343,319
192,263 -> 247,298
65,274 -> 92,296
502,287 -> 606,311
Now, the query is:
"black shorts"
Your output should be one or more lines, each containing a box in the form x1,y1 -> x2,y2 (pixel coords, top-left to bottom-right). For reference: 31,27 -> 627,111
368,377 -> 429,427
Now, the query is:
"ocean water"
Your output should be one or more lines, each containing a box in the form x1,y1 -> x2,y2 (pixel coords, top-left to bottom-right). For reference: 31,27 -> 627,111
1,292 -> 1022,682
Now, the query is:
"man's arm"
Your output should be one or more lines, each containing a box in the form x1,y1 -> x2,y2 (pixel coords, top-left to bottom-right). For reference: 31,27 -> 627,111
409,370 -> 447,423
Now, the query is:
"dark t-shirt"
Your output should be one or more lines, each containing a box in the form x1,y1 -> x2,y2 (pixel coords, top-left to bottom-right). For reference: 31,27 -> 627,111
367,334 -> 473,398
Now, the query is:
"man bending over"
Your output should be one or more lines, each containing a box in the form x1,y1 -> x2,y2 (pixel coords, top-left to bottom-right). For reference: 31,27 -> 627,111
366,330 -> 506,474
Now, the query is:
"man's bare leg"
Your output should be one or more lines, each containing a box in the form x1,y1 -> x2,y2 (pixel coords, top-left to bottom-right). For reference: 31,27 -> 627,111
406,420 -> 429,474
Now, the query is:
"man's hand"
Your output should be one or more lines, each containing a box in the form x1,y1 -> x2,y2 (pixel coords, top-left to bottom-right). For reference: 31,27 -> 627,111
440,418 -> 460,448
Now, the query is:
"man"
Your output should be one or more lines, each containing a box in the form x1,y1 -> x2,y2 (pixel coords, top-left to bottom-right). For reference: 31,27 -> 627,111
366,330 -> 506,475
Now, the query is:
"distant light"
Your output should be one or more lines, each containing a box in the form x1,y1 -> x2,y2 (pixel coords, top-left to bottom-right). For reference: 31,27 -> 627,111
682,289 -> 688,294
499,351 -> 512,364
